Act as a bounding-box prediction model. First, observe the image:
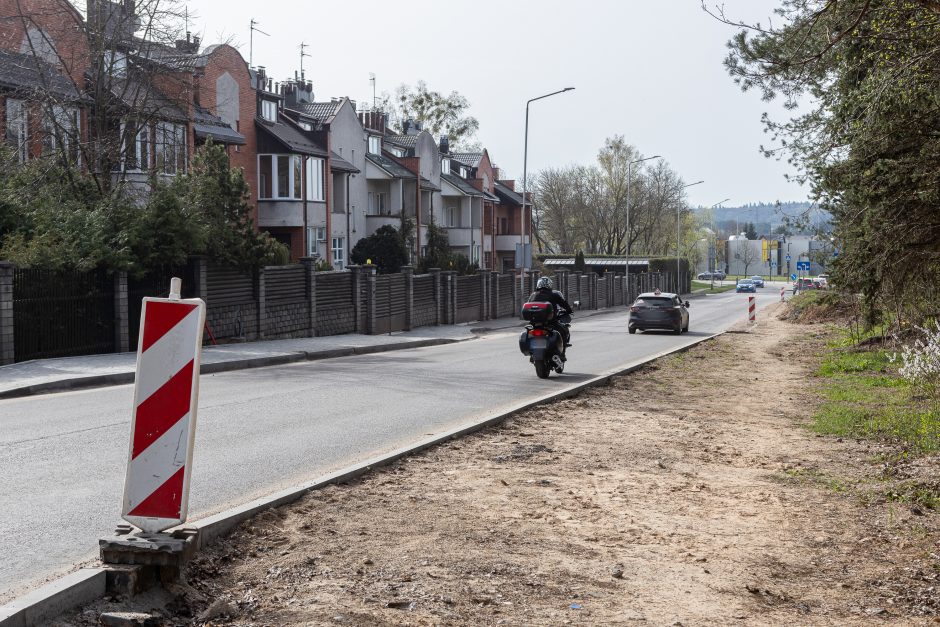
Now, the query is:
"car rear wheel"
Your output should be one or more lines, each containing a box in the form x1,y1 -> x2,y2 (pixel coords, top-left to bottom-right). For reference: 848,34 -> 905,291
673,324 -> 682,335
628,326 -> 637,334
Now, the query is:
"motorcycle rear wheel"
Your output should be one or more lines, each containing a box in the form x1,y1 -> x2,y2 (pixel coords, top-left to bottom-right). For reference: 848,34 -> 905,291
534,360 -> 551,379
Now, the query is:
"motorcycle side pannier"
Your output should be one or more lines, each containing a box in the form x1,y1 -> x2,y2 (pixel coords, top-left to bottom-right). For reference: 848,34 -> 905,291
522,302 -> 555,323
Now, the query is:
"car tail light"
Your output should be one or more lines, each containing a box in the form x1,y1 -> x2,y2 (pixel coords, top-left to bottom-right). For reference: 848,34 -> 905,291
630,306 -> 639,312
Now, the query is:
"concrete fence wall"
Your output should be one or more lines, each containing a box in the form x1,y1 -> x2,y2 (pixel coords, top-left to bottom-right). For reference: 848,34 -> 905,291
0,258 -> 672,364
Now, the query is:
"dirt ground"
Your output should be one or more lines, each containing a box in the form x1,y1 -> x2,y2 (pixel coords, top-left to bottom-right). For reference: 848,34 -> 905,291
63,304 -> 940,626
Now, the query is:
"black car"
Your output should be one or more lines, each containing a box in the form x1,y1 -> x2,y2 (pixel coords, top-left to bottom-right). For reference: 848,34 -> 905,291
697,270 -> 726,280
628,291 -> 690,334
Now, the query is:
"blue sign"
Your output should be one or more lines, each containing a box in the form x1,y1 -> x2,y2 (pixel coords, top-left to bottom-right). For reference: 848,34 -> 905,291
771,261 -> 777,267
790,273 -> 797,281
785,254 -> 791,262
797,261 -> 810,271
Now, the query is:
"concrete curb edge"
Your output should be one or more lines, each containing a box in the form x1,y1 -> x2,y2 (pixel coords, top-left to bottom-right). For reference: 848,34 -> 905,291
0,331 -> 721,626
0,338 -> 462,401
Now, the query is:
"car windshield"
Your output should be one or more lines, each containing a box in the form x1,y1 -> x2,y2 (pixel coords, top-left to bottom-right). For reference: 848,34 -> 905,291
635,297 -> 673,308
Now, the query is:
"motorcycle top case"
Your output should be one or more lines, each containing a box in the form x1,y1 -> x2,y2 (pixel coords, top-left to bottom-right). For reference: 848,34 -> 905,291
522,301 -> 555,323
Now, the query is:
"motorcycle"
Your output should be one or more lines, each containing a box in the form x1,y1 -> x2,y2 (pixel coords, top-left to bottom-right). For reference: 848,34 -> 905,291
518,302 -> 571,379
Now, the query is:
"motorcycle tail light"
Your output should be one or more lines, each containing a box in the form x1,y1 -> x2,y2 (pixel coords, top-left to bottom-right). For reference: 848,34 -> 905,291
530,328 -> 546,337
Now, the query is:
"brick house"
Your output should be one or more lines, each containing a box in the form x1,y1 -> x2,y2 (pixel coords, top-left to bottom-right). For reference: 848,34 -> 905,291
448,150 -> 502,269
281,92 -> 363,269
0,0 -> 89,165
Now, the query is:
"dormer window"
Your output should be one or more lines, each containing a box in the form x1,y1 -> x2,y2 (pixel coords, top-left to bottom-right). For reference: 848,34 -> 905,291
441,158 -> 450,175
459,166 -> 468,178
261,99 -> 278,122
368,135 -> 381,155
298,121 -> 312,131
390,147 -> 405,158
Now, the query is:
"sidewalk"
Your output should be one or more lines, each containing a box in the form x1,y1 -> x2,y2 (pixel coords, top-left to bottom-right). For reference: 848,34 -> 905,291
0,311 -> 615,400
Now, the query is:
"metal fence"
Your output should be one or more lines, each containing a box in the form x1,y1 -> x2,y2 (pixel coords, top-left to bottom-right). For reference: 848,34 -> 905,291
13,268 -> 115,362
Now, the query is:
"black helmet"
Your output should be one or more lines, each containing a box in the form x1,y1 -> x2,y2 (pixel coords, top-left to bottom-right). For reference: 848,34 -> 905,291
536,277 -> 553,290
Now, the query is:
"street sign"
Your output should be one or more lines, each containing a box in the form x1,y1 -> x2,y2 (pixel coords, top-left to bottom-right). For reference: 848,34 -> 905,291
122,278 -> 206,533
797,260 -> 810,271
790,273 -> 797,281
785,254 -> 791,262
771,261 -> 777,267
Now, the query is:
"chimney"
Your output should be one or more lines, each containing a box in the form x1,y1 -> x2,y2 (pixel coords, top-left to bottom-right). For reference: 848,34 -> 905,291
439,136 -> 449,155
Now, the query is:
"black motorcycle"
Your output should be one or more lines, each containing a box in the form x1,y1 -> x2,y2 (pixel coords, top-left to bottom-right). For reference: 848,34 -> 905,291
518,302 -> 571,379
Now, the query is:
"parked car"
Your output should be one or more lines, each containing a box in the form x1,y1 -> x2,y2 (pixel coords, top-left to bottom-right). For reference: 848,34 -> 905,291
749,275 -> 765,288
736,279 -> 757,293
628,291 -> 690,335
792,278 -> 816,292
813,277 -> 829,289
697,270 -> 727,281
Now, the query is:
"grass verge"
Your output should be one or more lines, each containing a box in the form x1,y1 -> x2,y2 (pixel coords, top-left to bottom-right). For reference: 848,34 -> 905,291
691,280 -> 736,293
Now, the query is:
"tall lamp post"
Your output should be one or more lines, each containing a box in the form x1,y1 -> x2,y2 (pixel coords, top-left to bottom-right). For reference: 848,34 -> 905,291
677,180 -> 704,294
625,155 -> 661,276
520,87 -> 574,301
709,198 -> 731,289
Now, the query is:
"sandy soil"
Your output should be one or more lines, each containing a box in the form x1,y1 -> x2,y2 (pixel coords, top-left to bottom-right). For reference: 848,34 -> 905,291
63,304 -> 940,626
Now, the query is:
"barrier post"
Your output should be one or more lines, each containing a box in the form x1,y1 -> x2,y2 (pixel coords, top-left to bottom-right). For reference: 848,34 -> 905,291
748,296 -> 756,324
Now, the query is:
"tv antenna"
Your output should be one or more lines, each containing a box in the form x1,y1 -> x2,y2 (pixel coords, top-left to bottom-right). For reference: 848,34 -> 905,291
300,42 -> 311,79
249,18 -> 269,68
369,72 -> 377,108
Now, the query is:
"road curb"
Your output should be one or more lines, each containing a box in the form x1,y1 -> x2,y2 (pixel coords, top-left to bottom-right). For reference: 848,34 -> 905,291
0,569 -> 105,627
0,338 -> 462,401
0,330 -> 722,625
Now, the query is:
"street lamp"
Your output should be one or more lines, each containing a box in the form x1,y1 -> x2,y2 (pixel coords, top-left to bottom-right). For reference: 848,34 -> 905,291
710,198 -> 731,288
625,155 -> 661,275
676,180 -> 704,294
520,87 -> 574,299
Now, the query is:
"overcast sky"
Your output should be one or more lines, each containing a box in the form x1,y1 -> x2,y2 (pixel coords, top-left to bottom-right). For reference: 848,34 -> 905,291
181,0 -> 804,208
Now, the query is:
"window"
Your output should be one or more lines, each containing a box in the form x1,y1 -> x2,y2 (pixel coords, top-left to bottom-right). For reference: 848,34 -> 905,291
368,135 -> 381,155
483,173 -> 490,190
258,154 -> 303,199
39,106 -> 79,162
298,121 -> 312,131
261,99 -> 277,122
459,166 -> 468,178
6,99 -> 28,162
368,191 -> 388,215
155,122 -> 185,175
122,121 -> 150,171
105,50 -> 127,77
446,206 -> 458,227
441,158 -> 450,175
305,157 -> 325,201
332,237 -> 345,268
316,227 -> 326,241
390,147 -> 405,157
498,217 -> 508,235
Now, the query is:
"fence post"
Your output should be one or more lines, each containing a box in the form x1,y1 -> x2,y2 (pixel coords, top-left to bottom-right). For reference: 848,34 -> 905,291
191,256 -> 208,303
113,271 -> 129,353
255,267 -> 267,339
490,271 -> 499,319
301,257 -> 318,336
350,265 -> 363,333
512,271 -> 520,318
430,268 -> 442,325
366,265 -> 377,335
402,265 -> 414,331
0,262 -> 13,365
478,268 -> 489,321
591,273 -> 599,309
447,271 -> 457,324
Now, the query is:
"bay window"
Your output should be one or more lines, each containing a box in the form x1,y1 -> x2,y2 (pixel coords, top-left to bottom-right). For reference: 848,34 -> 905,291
155,122 -> 186,175
258,154 -> 304,200
305,157 -> 324,201
42,106 -> 80,163
6,99 -> 28,162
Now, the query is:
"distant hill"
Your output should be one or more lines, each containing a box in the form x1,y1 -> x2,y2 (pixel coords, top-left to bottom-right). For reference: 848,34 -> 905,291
693,201 -> 831,237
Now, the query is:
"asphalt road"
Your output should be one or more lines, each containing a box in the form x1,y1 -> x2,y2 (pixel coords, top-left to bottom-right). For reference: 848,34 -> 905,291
0,289 -> 780,600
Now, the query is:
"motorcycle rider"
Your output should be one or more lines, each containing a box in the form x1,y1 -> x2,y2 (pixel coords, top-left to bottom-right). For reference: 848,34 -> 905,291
527,276 -> 574,347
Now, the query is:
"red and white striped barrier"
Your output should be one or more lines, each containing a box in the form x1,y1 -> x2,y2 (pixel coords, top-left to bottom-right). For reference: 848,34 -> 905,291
748,296 -> 756,324
122,278 -> 205,533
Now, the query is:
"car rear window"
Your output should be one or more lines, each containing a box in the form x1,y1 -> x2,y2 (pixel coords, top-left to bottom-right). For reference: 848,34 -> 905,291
635,297 -> 673,307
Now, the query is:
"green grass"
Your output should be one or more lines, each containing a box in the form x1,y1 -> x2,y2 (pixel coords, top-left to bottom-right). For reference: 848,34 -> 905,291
812,345 -> 940,454
691,280 -> 736,293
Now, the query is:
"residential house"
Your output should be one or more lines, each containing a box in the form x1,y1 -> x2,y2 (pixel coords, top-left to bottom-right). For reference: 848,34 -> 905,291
281,91 -> 363,269
447,149 -> 502,269
493,178 -> 530,273
375,119 -> 443,261
439,138 -> 486,265
0,0 -> 89,165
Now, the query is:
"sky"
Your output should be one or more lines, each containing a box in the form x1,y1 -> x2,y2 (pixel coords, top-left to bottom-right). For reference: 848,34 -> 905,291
178,0 -> 806,208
